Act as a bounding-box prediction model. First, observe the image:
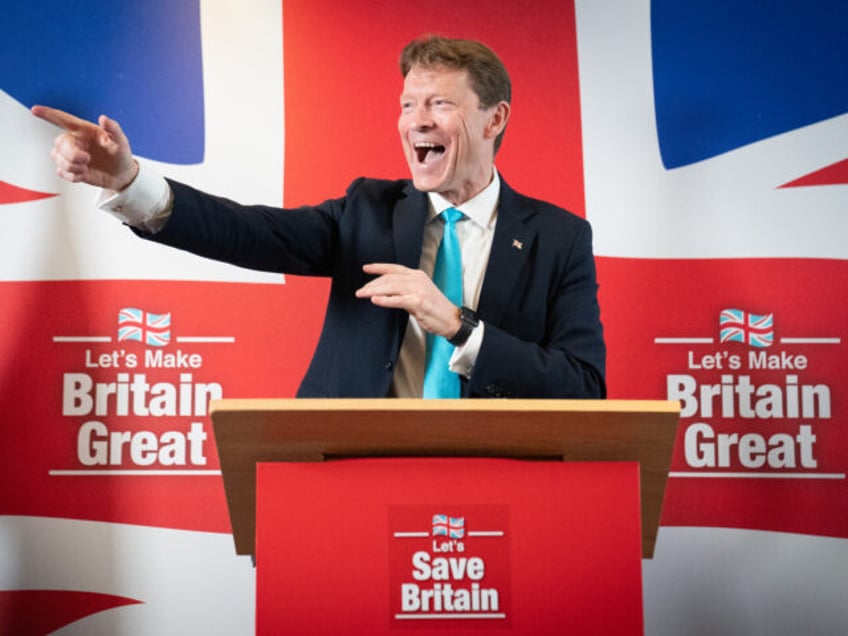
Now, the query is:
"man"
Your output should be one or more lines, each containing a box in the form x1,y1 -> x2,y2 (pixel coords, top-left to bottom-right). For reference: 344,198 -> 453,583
33,35 -> 605,399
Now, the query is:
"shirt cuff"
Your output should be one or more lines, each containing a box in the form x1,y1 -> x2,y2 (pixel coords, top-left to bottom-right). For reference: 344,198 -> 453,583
449,321 -> 485,378
96,162 -> 173,234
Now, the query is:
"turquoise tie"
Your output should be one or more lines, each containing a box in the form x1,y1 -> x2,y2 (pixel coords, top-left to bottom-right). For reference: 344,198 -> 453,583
423,208 -> 463,399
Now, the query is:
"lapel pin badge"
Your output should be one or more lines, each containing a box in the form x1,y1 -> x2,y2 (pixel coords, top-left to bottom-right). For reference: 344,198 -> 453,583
512,239 -> 524,250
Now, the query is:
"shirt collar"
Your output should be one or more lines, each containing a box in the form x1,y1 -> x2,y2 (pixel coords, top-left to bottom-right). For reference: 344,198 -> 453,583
427,168 -> 500,229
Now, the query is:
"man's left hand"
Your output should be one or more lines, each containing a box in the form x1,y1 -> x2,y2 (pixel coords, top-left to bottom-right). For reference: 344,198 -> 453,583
356,263 -> 461,338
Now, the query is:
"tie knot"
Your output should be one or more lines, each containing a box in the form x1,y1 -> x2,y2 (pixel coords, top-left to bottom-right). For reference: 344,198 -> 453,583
442,207 -> 463,225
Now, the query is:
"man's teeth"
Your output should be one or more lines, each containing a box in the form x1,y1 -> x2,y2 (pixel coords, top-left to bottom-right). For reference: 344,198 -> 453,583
414,142 -> 445,162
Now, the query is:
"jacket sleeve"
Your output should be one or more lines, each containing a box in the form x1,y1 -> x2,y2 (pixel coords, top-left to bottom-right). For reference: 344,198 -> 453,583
133,178 -> 353,276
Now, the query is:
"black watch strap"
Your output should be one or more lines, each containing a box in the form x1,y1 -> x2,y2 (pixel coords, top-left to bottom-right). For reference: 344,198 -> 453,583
448,306 -> 479,346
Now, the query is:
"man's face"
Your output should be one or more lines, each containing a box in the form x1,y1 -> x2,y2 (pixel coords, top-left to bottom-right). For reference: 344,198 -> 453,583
398,66 -> 506,206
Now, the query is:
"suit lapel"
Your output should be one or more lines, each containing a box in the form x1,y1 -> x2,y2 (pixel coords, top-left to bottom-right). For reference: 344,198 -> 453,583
393,182 -> 429,268
477,180 -> 536,324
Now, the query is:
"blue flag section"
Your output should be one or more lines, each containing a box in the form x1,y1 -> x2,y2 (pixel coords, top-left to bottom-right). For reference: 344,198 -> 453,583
652,0 -> 848,169
1,0 -> 205,164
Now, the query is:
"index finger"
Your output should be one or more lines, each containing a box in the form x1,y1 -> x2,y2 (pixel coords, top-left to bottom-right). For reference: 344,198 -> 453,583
362,262 -> 408,275
31,105 -> 96,134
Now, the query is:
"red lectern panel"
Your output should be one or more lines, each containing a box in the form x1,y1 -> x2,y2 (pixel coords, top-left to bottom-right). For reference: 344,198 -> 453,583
256,458 -> 643,635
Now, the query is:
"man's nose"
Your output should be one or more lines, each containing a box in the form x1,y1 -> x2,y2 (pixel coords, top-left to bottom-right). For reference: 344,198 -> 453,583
410,105 -> 434,129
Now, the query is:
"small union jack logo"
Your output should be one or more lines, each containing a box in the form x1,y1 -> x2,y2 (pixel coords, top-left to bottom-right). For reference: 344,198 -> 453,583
432,514 -> 465,539
719,308 -> 773,348
118,308 -> 171,347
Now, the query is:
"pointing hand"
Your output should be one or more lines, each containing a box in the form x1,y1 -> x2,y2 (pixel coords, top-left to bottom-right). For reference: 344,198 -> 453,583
32,105 -> 139,191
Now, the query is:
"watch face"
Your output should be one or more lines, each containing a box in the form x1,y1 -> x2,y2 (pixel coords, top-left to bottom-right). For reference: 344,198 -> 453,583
460,307 -> 479,326
448,307 -> 478,346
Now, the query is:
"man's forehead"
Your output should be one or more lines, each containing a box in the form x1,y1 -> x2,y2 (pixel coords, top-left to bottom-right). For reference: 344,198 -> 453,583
401,65 -> 472,91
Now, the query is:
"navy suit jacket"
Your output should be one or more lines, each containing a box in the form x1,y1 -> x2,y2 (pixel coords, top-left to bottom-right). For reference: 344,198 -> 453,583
142,176 -> 606,398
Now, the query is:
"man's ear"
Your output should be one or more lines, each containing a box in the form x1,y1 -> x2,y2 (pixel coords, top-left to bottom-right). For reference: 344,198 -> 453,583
484,101 -> 510,140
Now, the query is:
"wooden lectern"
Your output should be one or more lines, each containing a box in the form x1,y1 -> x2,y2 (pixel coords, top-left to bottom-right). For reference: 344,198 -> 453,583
210,399 -> 679,634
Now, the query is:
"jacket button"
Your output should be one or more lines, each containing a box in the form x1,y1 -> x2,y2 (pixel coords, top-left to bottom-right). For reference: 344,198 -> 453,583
384,360 -> 394,371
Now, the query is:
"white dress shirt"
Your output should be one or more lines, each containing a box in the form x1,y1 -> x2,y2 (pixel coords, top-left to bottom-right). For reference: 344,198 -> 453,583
97,166 -> 500,398
390,174 -> 499,397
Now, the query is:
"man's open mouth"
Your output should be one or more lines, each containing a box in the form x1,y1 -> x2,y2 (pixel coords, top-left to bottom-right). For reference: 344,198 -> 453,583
414,141 -> 446,163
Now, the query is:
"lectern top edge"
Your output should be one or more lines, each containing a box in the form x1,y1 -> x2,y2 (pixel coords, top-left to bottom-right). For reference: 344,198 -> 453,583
210,397 -> 680,415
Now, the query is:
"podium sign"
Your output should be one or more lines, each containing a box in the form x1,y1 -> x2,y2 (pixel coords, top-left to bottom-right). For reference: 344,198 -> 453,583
256,458 -> 644,635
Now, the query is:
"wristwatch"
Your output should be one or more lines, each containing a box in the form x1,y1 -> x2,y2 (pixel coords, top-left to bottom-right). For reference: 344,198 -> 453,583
448,306 -> 480,346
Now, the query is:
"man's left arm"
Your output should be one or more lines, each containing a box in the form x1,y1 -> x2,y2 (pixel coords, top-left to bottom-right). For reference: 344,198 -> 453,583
463,221 -> 606,399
